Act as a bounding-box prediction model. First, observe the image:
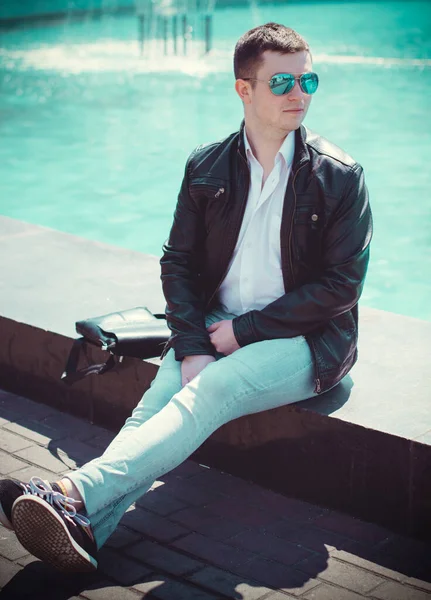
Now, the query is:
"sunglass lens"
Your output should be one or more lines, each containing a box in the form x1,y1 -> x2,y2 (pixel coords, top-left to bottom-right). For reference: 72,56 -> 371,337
269,74 -> 295,95
300,72 -> 319,94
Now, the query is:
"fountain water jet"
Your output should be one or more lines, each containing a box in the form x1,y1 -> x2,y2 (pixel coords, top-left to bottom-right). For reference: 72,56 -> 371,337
136,0 -> 216,56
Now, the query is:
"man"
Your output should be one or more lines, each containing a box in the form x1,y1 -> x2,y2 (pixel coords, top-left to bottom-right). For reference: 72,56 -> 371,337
0,23 -> 372,572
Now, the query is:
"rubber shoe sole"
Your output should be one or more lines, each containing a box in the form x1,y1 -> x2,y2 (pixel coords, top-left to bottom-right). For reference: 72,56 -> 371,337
12,495 -> 97,572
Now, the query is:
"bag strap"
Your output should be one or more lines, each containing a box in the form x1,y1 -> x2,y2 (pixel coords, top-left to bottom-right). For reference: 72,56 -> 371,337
61,338 -> 119,385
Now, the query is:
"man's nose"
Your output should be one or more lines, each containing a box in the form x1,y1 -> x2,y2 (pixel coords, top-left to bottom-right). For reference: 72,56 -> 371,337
288,79 -> 304,99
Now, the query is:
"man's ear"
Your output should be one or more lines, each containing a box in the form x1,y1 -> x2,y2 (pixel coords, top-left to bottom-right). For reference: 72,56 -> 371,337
235,79 -> 252,104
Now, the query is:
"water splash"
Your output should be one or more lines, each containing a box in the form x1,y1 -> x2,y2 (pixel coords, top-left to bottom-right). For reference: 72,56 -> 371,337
317,53 -> 431,68
1,40 -> 430,75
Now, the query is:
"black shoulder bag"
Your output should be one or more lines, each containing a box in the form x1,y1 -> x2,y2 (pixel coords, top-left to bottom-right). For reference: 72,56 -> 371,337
61,307 -> 171,385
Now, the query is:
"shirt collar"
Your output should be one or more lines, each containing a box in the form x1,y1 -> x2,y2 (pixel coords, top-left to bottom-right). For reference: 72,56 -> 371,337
243,128 -> 295,168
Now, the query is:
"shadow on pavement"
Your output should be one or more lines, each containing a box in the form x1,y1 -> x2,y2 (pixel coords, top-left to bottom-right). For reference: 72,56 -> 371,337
0,543 -> 327,599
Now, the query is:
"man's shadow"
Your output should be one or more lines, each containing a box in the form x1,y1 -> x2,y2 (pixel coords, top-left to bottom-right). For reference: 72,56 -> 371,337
3,498 -> 431,600
0,541 -> 327,599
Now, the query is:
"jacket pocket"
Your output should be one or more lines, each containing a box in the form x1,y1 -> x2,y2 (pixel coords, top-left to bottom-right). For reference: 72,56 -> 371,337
189,177 -> 229,234
189,177 -> 228,199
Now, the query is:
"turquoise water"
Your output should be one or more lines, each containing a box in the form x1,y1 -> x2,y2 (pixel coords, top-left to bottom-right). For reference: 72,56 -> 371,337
0,1 -> 430,320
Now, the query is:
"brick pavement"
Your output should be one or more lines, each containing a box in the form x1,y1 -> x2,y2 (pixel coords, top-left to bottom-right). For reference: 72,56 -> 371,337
0,388 -> 430,600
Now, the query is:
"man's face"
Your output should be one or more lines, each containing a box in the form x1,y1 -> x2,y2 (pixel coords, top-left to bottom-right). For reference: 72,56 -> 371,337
245,50 -> 314,133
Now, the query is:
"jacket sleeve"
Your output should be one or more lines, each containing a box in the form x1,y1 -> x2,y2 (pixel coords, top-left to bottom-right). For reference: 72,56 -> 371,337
232,163 -> 373,345
160,152 -> 216,360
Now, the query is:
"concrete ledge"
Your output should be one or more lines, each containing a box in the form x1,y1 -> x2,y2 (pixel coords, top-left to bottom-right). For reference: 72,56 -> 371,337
0,315 -> 159,428
1,216 -> 431,540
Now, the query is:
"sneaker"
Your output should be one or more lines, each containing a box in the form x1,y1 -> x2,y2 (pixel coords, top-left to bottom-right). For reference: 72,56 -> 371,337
11,478 -> 98,573
0,476 -> 62,530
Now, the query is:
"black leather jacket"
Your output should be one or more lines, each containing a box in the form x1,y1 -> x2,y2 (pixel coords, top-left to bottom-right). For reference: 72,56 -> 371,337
160,122 -> 373,394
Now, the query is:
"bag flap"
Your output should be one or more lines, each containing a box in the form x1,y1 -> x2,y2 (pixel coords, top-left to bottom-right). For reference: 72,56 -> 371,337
75,307 -> 163,347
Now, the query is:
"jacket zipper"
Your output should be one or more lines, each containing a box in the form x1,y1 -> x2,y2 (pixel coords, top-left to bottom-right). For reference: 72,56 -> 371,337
290,162 -> 322,394
288,162 -> 307,288
205,153 -> 249,309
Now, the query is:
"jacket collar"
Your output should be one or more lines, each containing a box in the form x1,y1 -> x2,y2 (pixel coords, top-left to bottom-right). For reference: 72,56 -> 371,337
237,119 -> 310,170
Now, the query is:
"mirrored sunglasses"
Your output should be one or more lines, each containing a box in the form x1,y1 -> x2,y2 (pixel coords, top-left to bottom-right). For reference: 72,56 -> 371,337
243,72 -> 319,96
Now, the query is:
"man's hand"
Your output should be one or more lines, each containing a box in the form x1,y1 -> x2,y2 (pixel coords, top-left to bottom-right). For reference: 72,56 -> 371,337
207,320 -> 240,356
181,355 -> 215,387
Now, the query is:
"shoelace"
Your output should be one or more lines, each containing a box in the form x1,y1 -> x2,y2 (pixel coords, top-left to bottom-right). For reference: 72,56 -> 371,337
19,477 -> 91,528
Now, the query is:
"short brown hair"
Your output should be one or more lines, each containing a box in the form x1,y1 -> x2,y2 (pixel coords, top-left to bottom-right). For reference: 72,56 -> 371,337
234,22 -> 310,81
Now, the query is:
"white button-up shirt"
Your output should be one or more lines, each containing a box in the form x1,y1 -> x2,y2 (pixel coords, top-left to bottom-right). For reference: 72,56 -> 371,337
218,128 -> 295,316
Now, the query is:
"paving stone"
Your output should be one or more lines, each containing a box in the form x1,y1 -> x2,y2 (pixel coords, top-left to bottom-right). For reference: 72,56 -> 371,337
8,464 -> 66,483
372,553 -> 431,581
330,549 -> 404,582
314,513 -> 392,546
186,467 -> 262,499
172,532 -> 254,572
133,574 -> 220,599
169,505 -> 248,541
205,498 -> 279,528
104,525 -> 142,549
2,559 -> 100,597
136,488 -> 188,517
3,419 -> 64,447
295,554 -> 385,594
188,565 -> 280,600
0,407 -> 24,424
55,438 -> 101,466
98,548 -> 152,586
149,480 -> 165,492
41,414 -> 110,443
14,445 -> 72,473
0,555 -> 21,588
81,580 -> 140,600
0,527 -> 28,560
371,538 -> 431,580
16,554 -> 41,567
242,485 -> 328,522
120,506 -> 189,543
0,430 -> 33,453
161,478 -> 224,507
264,592 -> 300,600
84,431 -> 116,450
0,394 -> 57,421
192,469 -> 328,521
264,519 -> 358,553
125,539 -> 204,576
225,529 -> 312,566
235,556 -> 321,597
169,460 -> 210,480
303,583 -> 365,600
402,578 -> 431,593
377,534 -> 431,557
131,577 -> 165,597
370,581 -> 431,600
0,449 -> 28,475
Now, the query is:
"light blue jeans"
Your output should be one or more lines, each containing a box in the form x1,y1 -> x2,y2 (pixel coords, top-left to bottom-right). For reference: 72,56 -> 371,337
67,306 -> 318,548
